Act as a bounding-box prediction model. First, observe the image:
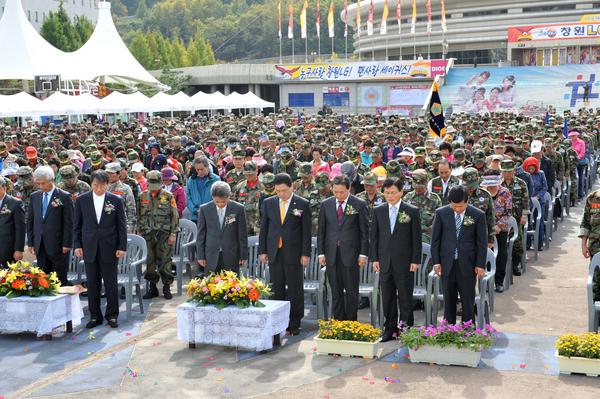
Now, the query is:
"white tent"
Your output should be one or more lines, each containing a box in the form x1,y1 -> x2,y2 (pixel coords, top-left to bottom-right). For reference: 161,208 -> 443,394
150,92 -> 194,112
242,92 -> 275,109
100,91 -> 153,114
190,91 -> 211,110
66,2 -> 166,89
38,92 -> 103,116
0,0 -> 166,90
0,0 -> 66,79
0,92 -> 43,117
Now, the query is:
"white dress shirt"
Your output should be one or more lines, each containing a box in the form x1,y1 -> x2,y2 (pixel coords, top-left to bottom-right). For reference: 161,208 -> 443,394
336,194 -> 350,211
388,200 -> 402,232
93,192 -> 105,224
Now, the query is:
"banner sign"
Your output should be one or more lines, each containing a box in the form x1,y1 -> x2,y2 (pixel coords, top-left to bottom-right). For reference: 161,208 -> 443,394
389,85 -> 430,106
508,23 -> 600,43
274,60 -> 447,81
442,65 -> 600,115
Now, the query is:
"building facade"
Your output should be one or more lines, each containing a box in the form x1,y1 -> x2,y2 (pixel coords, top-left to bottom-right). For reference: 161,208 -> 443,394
343,0 -> 599,65
0,0 -> 99,30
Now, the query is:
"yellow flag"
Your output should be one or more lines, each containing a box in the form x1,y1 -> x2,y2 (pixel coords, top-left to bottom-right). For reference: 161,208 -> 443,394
356,0 -> 361,37
411,0 -> 416,34
328,2 -> 335,38
301,0 -> 308,39
380,0 -> 389,35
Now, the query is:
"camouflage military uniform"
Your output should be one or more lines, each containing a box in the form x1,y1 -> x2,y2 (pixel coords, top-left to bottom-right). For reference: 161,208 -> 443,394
501,160 -> 530,269
124,175 -> 140,200
566,146 -> 579,204
108,181 -> 137,233
233,162 -> 262,236
404,169 -> 442,244
259,173 -> 276,214
13,166 -> 35,223
308,172 -> 332,235
57,165 -> 91,204
355,172 -> 384,225
225,169 -> 245,188
579,189 -> 600,302
294,163 -> 316,200
137,172 -> 180,287
429,175 -> 460,205
463,167 -> 495,242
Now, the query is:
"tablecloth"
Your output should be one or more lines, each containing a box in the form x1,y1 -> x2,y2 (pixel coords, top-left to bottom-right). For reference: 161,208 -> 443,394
177,300 -> 290,351
0,294 -> 84,337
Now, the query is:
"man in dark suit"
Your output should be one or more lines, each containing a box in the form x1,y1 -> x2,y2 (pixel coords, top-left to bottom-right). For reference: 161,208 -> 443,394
74,170 -> 127,329
27,166 -> 73,285
318,175 -> 369,321
259,173 -> 311,335
0,178 -> 25,268
371,177 -> 422,341
431,185 -> 488,325
197,181 -> 248,275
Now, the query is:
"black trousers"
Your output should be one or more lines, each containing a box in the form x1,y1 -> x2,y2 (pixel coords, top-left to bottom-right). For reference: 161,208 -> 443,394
270,247 -> 304,330
380,266 -> 414,332
214,252 -> 240,275
0,256 -> 15,269
442,260 -> 476,325
36,241 -> 68,285
327,248 -> 360,321
495,231 -> 508,285
85,249 -> 119,322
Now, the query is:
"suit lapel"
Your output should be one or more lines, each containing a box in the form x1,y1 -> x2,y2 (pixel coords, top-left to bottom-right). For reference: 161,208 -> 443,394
383,203 -> 392,236
449,207 -> 458,241
43,189 -> 58,220
340,196 -> 350,227
458,207 -> 469,240
98,195 -> 108,225
391,202 -> 402,235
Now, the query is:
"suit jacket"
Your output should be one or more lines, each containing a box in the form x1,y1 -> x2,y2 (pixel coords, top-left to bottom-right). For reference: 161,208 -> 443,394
27,188 -> 73,256
0,195 -> 25,260
73,192 -> 128,264
370,202 -> 422,274
430,205 -> 487,277
197,200 -> 248,271
317,195 -> 369,267
258,194 -> 312,265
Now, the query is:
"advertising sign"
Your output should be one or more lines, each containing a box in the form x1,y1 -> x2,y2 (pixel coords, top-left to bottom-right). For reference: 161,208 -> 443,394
442,65 -> 600,115
274,60 -> 447,82
389,85 -> 430,106
358,86 -> 385,107
508,23 -> 600,43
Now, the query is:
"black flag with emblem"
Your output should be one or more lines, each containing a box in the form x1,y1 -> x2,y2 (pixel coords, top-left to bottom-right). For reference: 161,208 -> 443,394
428,81 -> 446,137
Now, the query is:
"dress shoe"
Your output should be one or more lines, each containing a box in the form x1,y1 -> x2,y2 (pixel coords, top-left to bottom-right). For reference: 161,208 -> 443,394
289,328 -> 301,336
86,319 -> 102,329
120,287 -> 126,300
513,267 -> 522,276
107,319 -> 119,328
143,283 -> 159,299
380,331 -> 397,343
163,284 -> 173,300
495,283 -> 504,293
358,297 -> 370,310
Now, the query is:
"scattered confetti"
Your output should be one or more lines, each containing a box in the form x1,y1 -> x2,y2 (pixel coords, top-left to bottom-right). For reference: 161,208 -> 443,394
208,356 -> 216,361
336,368 -> 343,372
201,362 -> 211,367
384,377 -> 401,384
224,388 -> 231,394
369,380 -> 375,385
23,347 -> 29,353
215,367 -> 223,372
362,376 -> 369,381
216,377 -> 224,382
125,332 -> 132,337
125,367 -> 139,378
519,364 -> 526,369
391,363 -> 399,369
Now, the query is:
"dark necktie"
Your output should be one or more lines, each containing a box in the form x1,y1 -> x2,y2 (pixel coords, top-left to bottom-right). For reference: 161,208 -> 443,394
337,201 -> 344,224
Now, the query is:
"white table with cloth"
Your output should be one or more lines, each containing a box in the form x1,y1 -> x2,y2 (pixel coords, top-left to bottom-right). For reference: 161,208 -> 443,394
177,300 -> 290,351
0,294 -> 84,338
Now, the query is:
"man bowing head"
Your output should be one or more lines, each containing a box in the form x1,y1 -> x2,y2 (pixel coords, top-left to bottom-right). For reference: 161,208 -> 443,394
371,177 -> 422,341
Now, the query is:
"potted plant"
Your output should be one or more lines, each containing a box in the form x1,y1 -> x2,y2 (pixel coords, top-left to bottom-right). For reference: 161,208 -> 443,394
186,271 -> 271,309
315,319 -> 382,358
397,320 -> 496,367
555,333 -> 600,377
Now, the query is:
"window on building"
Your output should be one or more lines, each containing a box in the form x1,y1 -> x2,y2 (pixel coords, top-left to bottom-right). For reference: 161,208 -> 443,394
522,4 -> 576,12
27,10 -> 30,21
323,93 -> 350,107
463,9 -> 508,18
35,11 -> 38,22
288,93 -> 315,107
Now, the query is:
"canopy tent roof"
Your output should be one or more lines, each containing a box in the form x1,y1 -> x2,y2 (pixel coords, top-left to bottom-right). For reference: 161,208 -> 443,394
0,0 -> 165,89
0,91 -> 275,117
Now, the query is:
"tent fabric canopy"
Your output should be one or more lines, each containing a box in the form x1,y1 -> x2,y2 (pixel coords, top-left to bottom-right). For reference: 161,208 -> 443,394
0,0 -> 165,89
0,91 -> 275,117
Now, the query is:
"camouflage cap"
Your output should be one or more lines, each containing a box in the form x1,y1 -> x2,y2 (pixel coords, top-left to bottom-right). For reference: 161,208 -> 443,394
331,141 -> 342,149
243,161 -> 258,174
16,166 -> 33,177
414,147 -> 427,157
146,170 -> 162,191
232,146 -> 245,158
428,150 -> 442,163
59,165 -> 78,179
127,150 -> 140,161
472,149 -> 486,162
386,160 -> 402,176
462,167 -> 480,188
362,172 -> 378,186
371,146 -> 382,156
58,151 -> 70,164
500,159 -> 516,172
105,162 -> 122,173
90,151 -> 103,166
298,162 -> 312,177
262,172 -> 275,185
453,148 -> 466,160
347,147 -> 360,159
315,171 -> 331,189
411,169 -> 429,187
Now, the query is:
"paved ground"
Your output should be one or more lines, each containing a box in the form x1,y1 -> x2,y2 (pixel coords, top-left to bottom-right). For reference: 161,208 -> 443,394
1,196 -> 599,399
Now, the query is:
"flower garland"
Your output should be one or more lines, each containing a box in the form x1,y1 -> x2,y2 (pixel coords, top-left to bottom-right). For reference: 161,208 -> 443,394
187,270 -> 271,309
0,261 -> 61,298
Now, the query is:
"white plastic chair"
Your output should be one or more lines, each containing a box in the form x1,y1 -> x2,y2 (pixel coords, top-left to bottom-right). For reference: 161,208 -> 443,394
543,192 -> 554,249
117,234 -> 147,319
526,198 -> 542,262
174,219 -> 198,296
588,253 -> 600,333
505,217 -> 519,290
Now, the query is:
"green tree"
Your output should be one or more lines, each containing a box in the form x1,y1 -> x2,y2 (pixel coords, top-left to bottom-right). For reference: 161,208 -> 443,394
40,0 -> 83,52
129,30 -> 153,69
158,69 -> 191,94
135,0 -> 149,20
74,16 -> 94,45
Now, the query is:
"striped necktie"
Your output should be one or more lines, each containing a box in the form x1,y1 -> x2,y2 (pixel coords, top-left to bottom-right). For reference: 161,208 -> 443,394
455,213 -> 462,259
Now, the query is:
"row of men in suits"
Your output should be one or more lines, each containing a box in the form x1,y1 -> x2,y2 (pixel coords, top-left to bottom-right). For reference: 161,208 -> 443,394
0,166 -> 128,329
194,172 -> 488,339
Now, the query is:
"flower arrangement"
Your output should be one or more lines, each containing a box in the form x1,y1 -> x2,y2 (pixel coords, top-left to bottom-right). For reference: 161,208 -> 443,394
292,208 -> 303,217
0,261 -> 61,298
187,270 -> 271,309
344,204 -> 358,216
463,216 -> 475,226
50,197 -> 63,208
398,320 -> 496,351
397,211 -> 411,223
317,319 -> 381,343
556,333 -> 600,359
104,202 -> 115,214
0,204 -> 12,215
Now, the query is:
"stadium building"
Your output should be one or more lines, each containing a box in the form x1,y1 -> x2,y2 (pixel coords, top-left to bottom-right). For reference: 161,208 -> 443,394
344,0 -> 599,65
0,0 -> 98,30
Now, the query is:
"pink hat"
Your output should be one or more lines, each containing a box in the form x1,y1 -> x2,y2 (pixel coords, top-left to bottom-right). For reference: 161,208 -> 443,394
568,131 -> 579,137
329,163 -> 342,181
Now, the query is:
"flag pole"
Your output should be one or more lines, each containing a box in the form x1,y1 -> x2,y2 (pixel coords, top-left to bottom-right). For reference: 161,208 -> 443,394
428,31 -> 431,60
305,36 -> 308,63
332,37 -> 335,59
413,33 -> 416,60
279,37 -> 283,64
385,37 -> 388,60
345,35 -> 348,60
292,38 -> 295,63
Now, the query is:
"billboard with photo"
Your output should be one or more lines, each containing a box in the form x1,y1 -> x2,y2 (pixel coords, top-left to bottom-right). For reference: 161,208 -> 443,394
442,65 -> 600,115
389,85 -> 430,106
358,86 -> 385,107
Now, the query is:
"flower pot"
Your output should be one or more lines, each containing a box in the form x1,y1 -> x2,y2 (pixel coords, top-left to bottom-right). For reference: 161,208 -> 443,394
315,337 -> 382,358
408,345 -> 482,367
556,351 -> 600,377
